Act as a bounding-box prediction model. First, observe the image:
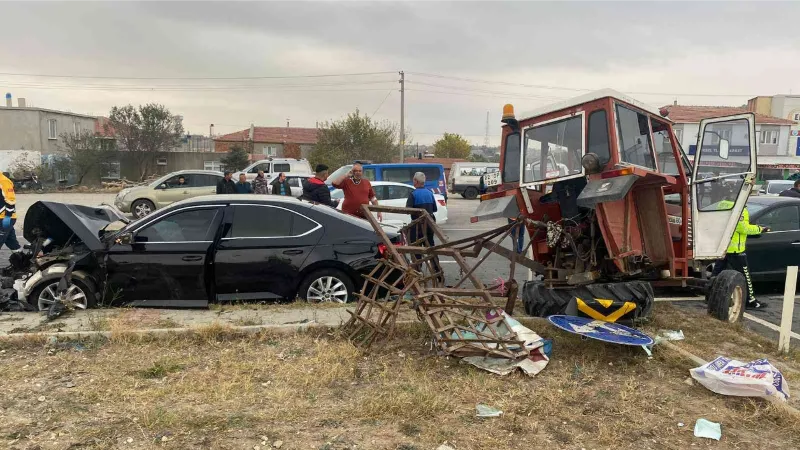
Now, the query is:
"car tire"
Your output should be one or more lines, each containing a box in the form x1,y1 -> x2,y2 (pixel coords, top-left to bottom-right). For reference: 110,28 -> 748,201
131,199 -> 155,218
298,268 -> 355,304
30,276 -> 97,312
706,269 -> 745,324
463,187 -> 478,200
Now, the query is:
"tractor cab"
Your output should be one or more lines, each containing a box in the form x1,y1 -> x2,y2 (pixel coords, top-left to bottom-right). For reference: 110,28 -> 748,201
476,89 -> 757,292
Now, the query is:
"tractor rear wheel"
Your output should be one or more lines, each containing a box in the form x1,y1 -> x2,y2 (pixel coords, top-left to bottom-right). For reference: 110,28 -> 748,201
521,280 -> 654,324
706,269 -> 745,324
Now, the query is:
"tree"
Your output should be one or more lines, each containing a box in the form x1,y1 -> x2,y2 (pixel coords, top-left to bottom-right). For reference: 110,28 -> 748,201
311,109 -> 398,170
220,145 -> 250,171
59,130 -> 117,185
432,133 -> 471,159
107,103 -> 184,180
468,153 -> 488,162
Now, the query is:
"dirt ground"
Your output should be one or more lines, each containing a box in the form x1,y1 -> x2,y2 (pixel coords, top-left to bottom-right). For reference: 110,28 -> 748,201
1,303 -> 799,450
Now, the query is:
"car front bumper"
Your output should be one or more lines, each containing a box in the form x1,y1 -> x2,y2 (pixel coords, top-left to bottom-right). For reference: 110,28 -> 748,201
114,196 -> 132,213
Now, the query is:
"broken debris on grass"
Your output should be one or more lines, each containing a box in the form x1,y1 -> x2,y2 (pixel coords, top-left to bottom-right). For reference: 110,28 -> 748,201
693,418 -> 722,441
475,404 -> 502,418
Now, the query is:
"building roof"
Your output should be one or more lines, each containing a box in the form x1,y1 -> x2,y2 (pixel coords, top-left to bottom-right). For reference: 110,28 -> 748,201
215,127 -> 319,145
517,89 -> 663,121
0,106 -> 96,119
94,116 -> 115,137
661,105 -> 796,125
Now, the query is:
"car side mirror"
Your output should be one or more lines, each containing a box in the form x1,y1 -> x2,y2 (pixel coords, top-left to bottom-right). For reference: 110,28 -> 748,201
158,183 -> 167,190
116,232 -> 134,245
719,139 -> 730,160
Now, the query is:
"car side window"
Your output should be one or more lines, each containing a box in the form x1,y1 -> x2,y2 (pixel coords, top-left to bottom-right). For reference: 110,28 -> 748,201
249,163 -> 270,174
387,185 -> 412,200
363,168 -> 376,181
136,208 -> 219,242
755,206 -> 800,232
163,175 -> 188,188
273,163 -> 291,173
371,185 -> 386,201
382,168 -> 412,182
228,205 -> 317,238
194,175 -> 220,187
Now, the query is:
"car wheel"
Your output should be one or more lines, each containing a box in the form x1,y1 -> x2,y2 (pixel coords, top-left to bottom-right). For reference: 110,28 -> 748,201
299,268 -> 354,303
131,199 -> 155,218
706,269 -> 745,324
31,278 -> 97,312
463,187 -> 478,200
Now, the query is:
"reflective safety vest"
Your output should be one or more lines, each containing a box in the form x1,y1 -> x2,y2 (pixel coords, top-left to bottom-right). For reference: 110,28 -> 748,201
717,200 -> 760,254
0,173 -> 16,221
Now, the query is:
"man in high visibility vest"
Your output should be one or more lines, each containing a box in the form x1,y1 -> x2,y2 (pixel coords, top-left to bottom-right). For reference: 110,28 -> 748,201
0,172 -> 20,252
710,201 -> 768,309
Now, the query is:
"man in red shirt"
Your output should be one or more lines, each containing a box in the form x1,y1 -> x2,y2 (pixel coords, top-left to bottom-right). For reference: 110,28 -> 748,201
331,163 -> 382,221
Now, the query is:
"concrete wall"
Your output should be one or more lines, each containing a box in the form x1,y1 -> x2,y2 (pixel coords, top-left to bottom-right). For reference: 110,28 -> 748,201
0,107 -> 96,155
115,151 -> 224,180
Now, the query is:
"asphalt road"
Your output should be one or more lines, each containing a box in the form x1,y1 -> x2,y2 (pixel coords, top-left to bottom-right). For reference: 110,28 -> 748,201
4,192 -> 799,342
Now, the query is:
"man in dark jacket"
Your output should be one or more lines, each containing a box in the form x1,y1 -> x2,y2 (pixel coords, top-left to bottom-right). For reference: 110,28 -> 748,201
779,179 -> 800,198
301,164 -> 338,207
216,171 -> 236,194
234,173 -> 253,193
271,172 -> 292,196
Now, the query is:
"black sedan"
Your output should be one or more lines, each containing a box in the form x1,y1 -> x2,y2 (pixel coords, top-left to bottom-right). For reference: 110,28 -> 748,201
741,196 -> 800,283
20,195 -> 397,310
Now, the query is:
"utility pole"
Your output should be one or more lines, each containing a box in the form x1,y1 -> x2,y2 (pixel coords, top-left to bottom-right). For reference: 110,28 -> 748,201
399,70 -> 405,163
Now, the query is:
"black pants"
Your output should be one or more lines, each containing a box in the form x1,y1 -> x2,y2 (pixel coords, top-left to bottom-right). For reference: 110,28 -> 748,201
409,222 -> 441,275
712,252 -> 755,304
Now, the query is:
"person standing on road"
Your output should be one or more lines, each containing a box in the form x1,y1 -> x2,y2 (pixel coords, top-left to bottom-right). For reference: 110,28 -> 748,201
406,172 -> 438,246
300,164 -> 338,207
216,171 -> 236,194
234,173 -> 253,194
252,170 -> 270,194
271,172 -> 291,196
711,202 -> 769,309
779,179 -> 800,198
329,163 -> 382,221
0,171 -> 20,252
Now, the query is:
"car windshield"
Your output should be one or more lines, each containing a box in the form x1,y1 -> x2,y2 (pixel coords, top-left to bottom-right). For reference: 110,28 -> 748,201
522,116 -> 583,183
767,182 -> 791,194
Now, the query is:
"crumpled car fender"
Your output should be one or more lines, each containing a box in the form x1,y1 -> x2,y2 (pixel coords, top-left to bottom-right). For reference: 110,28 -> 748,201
21,264 -> 97,303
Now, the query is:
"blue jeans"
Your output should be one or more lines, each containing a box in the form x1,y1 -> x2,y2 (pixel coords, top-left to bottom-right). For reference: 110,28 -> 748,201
508,219 -> 525,254
0,226 -> 20,251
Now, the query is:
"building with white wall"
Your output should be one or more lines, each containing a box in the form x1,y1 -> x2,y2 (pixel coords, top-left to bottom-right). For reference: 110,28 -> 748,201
661,104 -> 799,181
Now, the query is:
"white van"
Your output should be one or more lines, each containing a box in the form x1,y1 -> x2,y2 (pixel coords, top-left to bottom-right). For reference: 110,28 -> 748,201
234,158 -> 312,182
448,162 -> 500,199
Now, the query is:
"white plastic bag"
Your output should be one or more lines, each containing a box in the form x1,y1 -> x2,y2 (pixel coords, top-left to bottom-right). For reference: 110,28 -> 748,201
690,357 -> 790,401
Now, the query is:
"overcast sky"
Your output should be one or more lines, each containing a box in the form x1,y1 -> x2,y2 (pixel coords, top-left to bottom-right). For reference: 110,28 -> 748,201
1,1 -> 799,145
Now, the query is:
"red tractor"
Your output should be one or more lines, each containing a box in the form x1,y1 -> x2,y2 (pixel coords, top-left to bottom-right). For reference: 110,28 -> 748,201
474,89 -> 757,324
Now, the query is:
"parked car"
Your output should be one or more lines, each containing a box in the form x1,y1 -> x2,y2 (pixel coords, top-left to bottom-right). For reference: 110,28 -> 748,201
235,158 -> 312,182
758,180 -> 795,196
706,196 -> 800,284
114,170 -> 224,219
19,196 -> 400,310
273,172 -> 312,197
331,181 -> 448,226
448,162 -> 499,199
326,163 -> 448,200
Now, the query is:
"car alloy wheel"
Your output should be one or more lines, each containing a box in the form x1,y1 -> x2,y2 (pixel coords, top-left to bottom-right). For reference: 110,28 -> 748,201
132,199 -> 155,218
37,281 -> 88,311
306,275 -> 349,303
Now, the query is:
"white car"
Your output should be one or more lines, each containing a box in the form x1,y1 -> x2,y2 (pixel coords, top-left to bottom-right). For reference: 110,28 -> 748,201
330,181 -> 448,226
272,172 -> 312,197
758,180 -> 794,196
234,158 -> 312,182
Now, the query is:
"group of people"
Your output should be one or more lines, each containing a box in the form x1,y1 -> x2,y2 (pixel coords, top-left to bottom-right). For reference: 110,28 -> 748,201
215,170 -> 294,196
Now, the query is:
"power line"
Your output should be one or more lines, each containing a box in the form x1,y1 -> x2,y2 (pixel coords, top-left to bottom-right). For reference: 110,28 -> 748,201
409,72 -> 763,98
0,70 -> 396,81
0,79 -> 397,90
370,90 -> 393,118
406,88 -> 564,101
407,80 -> 565,99
0,83 -> 397,93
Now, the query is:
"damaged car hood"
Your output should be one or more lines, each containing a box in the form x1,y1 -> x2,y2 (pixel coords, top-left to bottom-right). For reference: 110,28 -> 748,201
23,201 -> 128,251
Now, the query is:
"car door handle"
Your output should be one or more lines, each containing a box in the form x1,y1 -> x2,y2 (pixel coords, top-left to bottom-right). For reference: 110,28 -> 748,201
182,255 -> 203,262
283,250 -> 303,255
